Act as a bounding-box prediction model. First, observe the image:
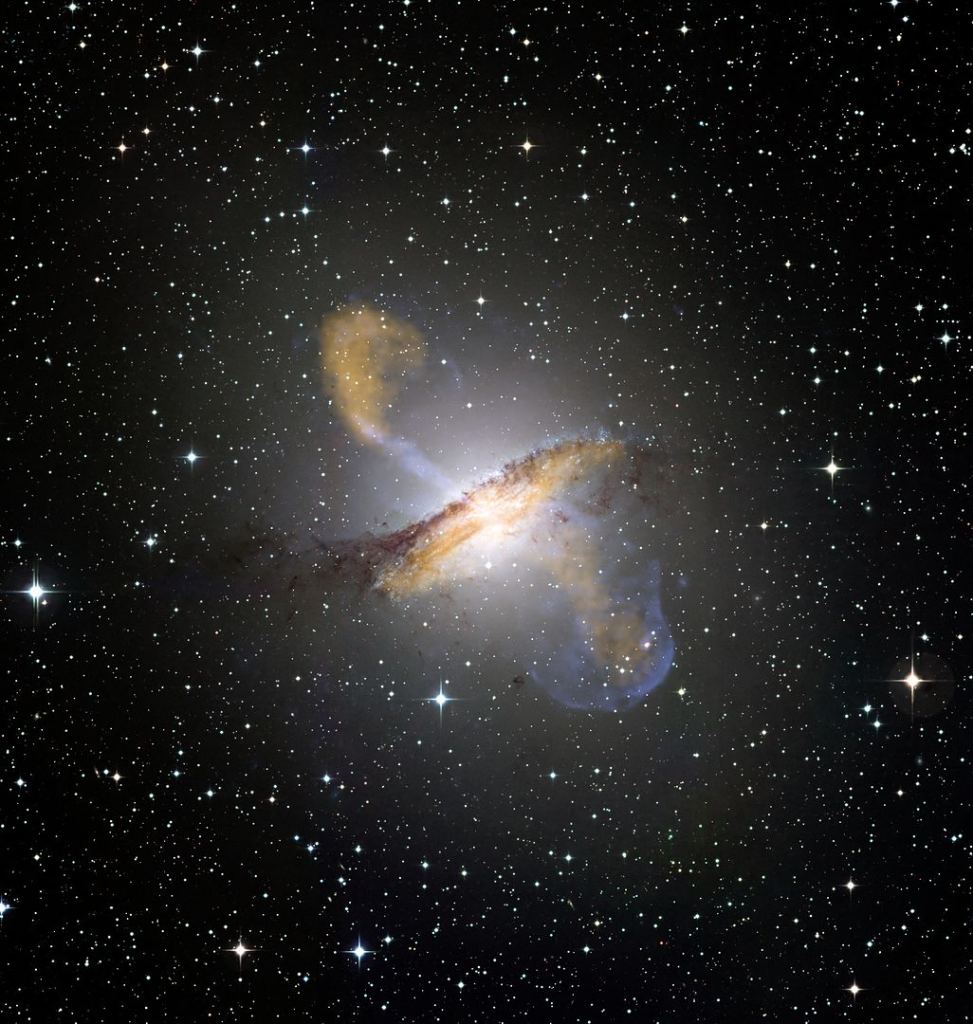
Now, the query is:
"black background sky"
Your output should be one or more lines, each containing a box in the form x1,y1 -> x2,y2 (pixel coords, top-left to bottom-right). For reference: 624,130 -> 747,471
3,2 -> 971,1021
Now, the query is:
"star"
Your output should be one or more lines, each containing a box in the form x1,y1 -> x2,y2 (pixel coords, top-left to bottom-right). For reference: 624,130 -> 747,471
847,981 -> 862,998
476,295 -> 486,307
0,900 -> 11,919
904,669 -> 921,689
20,567 -> 50,628
191,44 -> 204,58
346,940 -> 373,963
182,449 -> 199,465
844,880 -> 857,892
145,536 -> 157,549
297,142 -> 312,155
230,940 -> 252,972
425,682 -> 453,718
824,458 -> 841,477
519,139 -> 535,154
116,142 -> 128,154
380,144 -> 392,158
940,331 -> 953,347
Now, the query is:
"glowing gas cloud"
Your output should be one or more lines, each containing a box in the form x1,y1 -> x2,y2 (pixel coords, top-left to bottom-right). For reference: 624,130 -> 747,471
321,304 -> 425,446
321,304 -> 452,489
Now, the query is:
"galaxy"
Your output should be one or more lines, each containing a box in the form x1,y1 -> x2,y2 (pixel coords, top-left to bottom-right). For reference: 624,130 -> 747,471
2,3 -> 970,1022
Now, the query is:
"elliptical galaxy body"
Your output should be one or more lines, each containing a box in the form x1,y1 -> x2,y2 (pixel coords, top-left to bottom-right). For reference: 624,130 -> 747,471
2,5 -> 967,1022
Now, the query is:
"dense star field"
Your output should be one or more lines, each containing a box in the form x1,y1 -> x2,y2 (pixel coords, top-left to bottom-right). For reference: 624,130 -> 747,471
2,2 -> 971,1021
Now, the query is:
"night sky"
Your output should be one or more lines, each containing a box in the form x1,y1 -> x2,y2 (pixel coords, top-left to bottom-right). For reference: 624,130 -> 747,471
3,2 -> 971,1020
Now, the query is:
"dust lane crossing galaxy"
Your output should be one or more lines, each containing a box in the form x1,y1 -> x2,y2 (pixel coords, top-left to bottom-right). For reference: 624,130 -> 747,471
328,436 -> 675,709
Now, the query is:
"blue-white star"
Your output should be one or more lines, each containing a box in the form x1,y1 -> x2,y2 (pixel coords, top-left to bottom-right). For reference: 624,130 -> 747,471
346,939 -> 373,964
